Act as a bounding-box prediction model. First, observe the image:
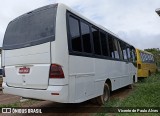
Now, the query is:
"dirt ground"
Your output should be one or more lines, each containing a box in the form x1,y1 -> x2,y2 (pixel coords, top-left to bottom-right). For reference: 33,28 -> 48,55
0,91 -> 20,105
0,85 -> 134,116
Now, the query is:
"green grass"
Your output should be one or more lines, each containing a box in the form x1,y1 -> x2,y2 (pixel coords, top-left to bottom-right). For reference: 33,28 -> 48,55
0,99 -> 38,108
0,102 -> 19,108
120,74 -> 160,107
97,72 -> 160,116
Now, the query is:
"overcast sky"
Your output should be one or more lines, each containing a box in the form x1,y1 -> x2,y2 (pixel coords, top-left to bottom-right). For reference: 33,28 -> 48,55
0,0 -> 160,50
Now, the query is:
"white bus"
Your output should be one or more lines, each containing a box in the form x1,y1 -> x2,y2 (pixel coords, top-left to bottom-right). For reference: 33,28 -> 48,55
2,3 -> 137,105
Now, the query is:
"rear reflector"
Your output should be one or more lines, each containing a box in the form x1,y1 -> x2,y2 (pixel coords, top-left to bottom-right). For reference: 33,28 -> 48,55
49,64 -> 64,78
51,93 -> 59,95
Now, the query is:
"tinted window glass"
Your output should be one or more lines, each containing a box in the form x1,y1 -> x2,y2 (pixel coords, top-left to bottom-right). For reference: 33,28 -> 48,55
119,41 -> 127,60
131,48 -> 136,62
144,53 -> 147,62
148,55 -> 151,62
113,39 -> 120,59
92,28 -> 101,55
0,69 -> 2,76
149,55 -> 152,62
69,16 -> 82,52
117,41 -> 123,60
100,32 -> 109,56
152,55 -> 155,62
81,22 -> 92,53
3,5 -> 57,50
140,52 -> 144,61
146,54 -> 149,62
151,55 -> 153,61
140,52 -> 153,63
108,35 -> 114,58
150,55 -> 154,62
143,53 -> 146,62
127,47 -> 131,61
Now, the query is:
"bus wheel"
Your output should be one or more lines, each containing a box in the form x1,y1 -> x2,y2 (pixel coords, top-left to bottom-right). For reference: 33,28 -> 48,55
97,83 -> 110,105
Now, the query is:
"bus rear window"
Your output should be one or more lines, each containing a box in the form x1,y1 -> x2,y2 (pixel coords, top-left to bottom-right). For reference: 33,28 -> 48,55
3,5 -> 57,50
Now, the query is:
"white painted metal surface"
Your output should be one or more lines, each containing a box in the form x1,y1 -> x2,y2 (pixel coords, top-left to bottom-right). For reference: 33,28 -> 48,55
2,3 -> 137,103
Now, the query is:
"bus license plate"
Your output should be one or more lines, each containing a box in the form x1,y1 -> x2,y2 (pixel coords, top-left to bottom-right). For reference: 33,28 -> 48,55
19,67 -> 30,74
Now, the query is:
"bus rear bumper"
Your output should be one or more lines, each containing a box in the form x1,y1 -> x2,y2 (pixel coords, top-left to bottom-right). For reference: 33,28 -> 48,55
2,82 -> 68,103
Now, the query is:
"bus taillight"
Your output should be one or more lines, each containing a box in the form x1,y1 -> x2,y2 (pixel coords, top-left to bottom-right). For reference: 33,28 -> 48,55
49,64 -> 64,78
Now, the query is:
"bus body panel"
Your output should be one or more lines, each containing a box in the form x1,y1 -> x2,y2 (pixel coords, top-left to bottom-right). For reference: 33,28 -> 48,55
136,49 -> 157,78
69,55 -> 136,102
3,42 -> 51,89
128,61 -> 137,83
4,42 -> 51,66
49,4 -> 69,86
69,55 -> 95,102
3,83 -> 69,103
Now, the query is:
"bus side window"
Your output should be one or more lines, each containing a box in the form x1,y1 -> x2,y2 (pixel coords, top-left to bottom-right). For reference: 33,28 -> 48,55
108,35 -> 115,58
113,39 -> 120,59
147,54 -> 149,63
68,16 -> 82,52
146,54 -> 148,62
131,48 -> 136,62
127,46 -> 131,61
119,41 -> 127,60
140,52 -> 143,61
151,55 -> 154,62
80,22 -> 92,53
153,56 -> 155,62
100,31 -> 109,56
141,52 -> 145,62
144,53 -> 147,62
92,27 -> 101,55
117,40 -> 123,60
149,55 -> 151,63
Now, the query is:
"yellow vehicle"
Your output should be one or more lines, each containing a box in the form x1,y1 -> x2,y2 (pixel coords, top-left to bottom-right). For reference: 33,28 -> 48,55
136,49 -> 158,78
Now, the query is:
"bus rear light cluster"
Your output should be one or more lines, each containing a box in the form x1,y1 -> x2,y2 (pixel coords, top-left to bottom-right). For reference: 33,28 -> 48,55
49,64 -> 64,78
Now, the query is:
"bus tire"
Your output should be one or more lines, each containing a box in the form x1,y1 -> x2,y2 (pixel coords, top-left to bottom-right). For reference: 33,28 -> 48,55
97,83 -> 110,105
